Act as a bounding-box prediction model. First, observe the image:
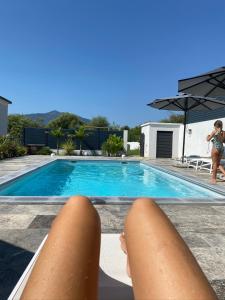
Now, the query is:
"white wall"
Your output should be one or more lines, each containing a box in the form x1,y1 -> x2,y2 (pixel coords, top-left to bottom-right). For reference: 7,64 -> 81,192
141,122 -> 183,159
141,124 -> 150,157
127,142 -> 140,150
123,130 -> 128,151
0,100 -> 9,136
184,118 -> 225,157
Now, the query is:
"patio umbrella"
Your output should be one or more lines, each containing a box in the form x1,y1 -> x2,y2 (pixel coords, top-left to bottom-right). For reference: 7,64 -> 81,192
148,95 -> 225,163
178,67 -> 225,97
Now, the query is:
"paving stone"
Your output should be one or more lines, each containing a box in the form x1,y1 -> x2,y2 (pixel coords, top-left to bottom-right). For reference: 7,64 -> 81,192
28,215 -> 56,229
0,229 -> 48,252
197,233 -> 225,249
0,215 -> 34,229
211,279 -> 225,300
0,205 -> 15,214
162,205 -> 220,216
168,214 -> 225,231
182,233 -> 211,248
191,248 -> 225,281
212,206 -> 225,214
11,204 -> 62,215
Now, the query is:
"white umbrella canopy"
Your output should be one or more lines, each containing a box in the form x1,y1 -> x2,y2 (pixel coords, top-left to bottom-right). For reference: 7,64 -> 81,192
148,95 -> 225,162
178,67 -> 225,98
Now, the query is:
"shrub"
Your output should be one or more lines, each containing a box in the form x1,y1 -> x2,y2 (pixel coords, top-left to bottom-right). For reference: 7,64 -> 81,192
62,139 -> 75,155
101,134 -> 124,157
127,148 -> 140,156
36,146 -> 52,155
0,136 -> 27,159
16,145 -> 28,156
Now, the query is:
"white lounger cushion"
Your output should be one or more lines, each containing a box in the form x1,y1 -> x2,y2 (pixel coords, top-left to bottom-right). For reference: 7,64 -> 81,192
8,234 -> 133,300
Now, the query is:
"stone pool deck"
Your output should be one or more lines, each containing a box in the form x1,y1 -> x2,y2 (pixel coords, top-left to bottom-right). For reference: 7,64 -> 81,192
0,156 -> 225,299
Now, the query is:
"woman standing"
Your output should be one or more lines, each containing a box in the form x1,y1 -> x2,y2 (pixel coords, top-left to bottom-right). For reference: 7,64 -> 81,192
207,120 -> 225,184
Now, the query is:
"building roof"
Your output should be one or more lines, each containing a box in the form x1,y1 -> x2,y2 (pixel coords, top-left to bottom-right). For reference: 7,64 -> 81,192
141,121 -> 183,127
0,96 -> 12,104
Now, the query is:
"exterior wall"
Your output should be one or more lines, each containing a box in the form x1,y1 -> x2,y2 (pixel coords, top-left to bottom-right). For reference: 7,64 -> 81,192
187,107 -> 225,124
127,142 -> 140,150
0,100 -> 9,136
141,122 -> 183,159
123,130 -> 128,151
184,118 -> 225,157
141,124 -> 151,157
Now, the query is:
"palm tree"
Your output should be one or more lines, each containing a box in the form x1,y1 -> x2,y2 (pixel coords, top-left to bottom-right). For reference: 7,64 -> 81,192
50,127 -> 64,155
75,126 -> 87,156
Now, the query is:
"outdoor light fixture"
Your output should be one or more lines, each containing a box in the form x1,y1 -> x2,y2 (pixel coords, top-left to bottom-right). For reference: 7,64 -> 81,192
188,129 -> 192,134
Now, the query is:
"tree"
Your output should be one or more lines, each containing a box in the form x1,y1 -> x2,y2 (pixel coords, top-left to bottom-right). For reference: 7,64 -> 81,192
128,126 -> 141,142
160,114 -> 184,124
47,113 -> 83,129
50,127 -> 64,155
89,116 -> 109,128
8,114 -> 41,141
75,126 -> 88,155
121,125 -> 130,130
109,122 -> 121,130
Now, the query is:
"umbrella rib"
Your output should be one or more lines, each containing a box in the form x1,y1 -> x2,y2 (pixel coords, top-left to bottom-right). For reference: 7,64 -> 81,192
212,77 -> 225,88
159,100 -> 183,110
179,71 -> 225,93
188,98 -> 211,110
200,76 -> 225,97
199,98 -> 225,105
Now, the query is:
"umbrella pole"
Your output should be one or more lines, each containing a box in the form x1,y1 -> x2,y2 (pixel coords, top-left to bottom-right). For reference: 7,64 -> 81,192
182,111 -> 187,163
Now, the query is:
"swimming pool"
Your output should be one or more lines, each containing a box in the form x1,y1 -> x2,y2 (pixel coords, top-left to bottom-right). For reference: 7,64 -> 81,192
0,160 -> 222,198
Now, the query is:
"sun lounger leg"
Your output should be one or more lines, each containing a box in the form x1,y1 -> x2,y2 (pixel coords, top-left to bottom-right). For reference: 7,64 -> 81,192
124,198 -> 217,300
21,196 -> 101,300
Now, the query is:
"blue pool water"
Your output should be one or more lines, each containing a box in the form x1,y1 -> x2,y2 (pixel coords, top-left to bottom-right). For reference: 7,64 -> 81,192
0,160 -> 222,198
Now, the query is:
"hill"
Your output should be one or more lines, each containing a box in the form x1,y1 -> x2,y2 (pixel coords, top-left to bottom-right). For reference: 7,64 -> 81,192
24,110 -> 90,125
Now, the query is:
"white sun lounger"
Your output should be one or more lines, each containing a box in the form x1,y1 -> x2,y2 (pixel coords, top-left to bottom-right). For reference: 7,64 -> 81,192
8,234 -> 133,300
187,157 -> 204,170
198,159 -> 213,173
186,157 -> 212,173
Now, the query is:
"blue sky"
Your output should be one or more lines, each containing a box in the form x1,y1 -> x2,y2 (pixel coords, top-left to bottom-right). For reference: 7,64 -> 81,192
1,0 -> 225,126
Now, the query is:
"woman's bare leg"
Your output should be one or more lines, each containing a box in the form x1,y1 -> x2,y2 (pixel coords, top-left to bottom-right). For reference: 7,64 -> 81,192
217,154 -> 225,178
211,149 -> 220,184
21,196 -> 101,300
123,198 -> 217,300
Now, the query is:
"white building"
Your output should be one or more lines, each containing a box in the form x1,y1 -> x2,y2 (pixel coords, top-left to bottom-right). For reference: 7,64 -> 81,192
0,96 -> 12,136
141,122 -> 183,159
127,142 -> 140,150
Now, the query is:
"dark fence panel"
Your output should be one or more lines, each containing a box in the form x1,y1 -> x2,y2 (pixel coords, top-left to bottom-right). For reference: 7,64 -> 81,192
23,128 -> 124,150
23,128 -> 47,146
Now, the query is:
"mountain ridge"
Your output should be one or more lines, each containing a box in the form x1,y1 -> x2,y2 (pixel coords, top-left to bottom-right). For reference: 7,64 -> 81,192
22,110 -> 90,125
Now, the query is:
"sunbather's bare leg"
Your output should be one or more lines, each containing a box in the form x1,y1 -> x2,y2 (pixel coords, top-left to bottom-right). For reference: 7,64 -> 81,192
123,198 -> 217,300
119,232 -> 131,277
21,196 -> 101,300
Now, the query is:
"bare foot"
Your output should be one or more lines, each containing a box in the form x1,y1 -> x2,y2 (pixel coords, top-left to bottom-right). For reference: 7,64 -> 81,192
211,179 -> 217,184
119,232 -> 131,277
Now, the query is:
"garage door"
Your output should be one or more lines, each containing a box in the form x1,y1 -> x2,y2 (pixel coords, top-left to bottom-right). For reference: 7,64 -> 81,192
156,131 -> 173,158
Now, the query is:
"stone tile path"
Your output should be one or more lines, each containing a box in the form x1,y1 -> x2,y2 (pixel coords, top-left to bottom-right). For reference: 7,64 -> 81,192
0,203 -> 225,299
